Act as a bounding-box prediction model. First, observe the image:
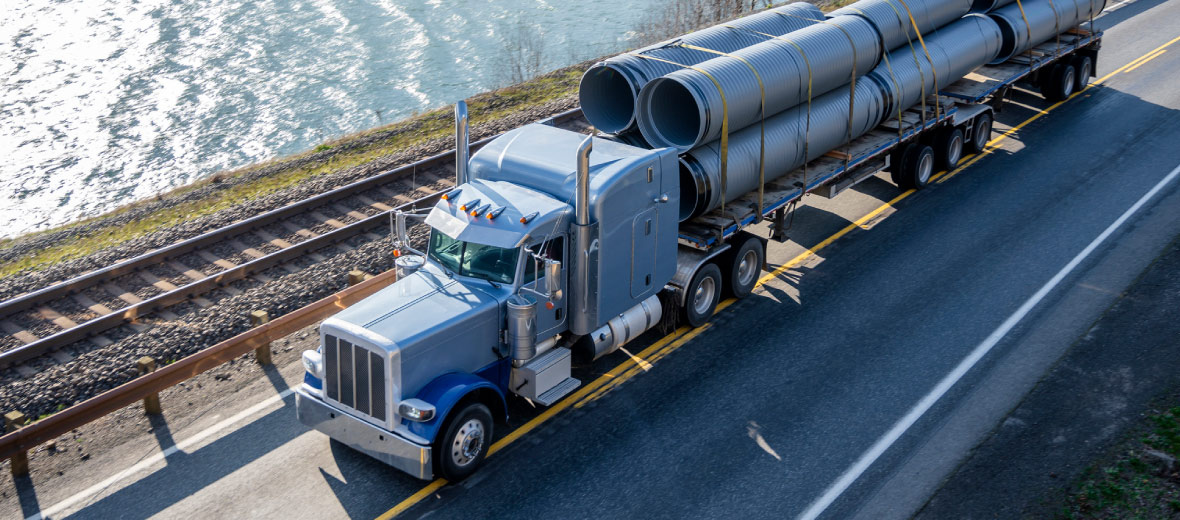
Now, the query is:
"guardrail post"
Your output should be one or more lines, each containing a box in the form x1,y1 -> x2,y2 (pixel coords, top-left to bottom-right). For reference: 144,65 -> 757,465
5,411 -> 28,477
136,357 -> 162,415
249,310 -> 272,365
348,270 -> 366,286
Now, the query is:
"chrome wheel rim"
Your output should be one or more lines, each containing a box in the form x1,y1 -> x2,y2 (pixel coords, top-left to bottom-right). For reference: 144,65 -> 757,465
948,134 -> 963,166
451,419 -> 484,467
918,152 -> 933,184
1063,69 -> 1076,97
692,276 -> 716,315
975,119 -> 990,149
1080,63 -> 1090,87
737,250 -> 758,288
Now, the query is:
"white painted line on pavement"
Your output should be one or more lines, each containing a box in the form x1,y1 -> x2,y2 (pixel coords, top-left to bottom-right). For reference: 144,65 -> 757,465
797,162 -> 1180,520
29,387 -> 295,520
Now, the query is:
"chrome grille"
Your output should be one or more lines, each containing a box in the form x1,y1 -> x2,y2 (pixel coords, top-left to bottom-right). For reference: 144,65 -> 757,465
324,334 -> 386,421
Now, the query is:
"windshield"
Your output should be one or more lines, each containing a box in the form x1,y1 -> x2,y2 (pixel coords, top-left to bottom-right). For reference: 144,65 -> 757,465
428,229 -> 520,284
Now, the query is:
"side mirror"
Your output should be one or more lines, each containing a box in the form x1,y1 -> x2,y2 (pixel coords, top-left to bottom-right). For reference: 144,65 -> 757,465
545,260 -> 562,298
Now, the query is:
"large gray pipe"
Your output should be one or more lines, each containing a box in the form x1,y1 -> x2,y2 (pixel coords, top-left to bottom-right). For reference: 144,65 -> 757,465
678,78 -> 888,221
829,0 -> 973,51
579,2 -> 824,134
869,14 -> 1003,118
636,14 -> 882,151
989,0 -> 1103,63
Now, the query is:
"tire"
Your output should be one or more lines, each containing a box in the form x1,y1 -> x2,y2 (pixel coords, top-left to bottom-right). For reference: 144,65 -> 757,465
1040,63 -> 1077,102
891,143 -> 935,190
933,128 -> 964,172
435,402 -> 493,481
1072,55 -> 1092,91
966,113 -> 992,154
683,263 -> 722,328
724,235 -> 764,299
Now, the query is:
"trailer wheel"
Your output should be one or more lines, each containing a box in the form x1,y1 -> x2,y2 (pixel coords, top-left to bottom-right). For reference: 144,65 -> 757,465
724,235 -> 764,299
891,143 -> 935,190
1040,63 -> 1077,102
1072,55 -> 1092,91
435,402 -> 492,481
683,263 -> 722,328
966,113 -> 992,154
934,128 -> 964,171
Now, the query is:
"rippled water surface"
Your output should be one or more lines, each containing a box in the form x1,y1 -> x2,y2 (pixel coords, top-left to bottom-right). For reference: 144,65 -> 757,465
1,0 -> 657,238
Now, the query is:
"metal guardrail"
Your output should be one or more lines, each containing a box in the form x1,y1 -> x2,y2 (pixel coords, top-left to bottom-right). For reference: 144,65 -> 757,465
0,107 -> 584,368
0,266 -> 400,461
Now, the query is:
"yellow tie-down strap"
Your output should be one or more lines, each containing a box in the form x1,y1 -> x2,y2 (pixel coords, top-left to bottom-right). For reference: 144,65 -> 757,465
722,24 -> 816,195
674,42 -> 769,216
629,51 -> 731,214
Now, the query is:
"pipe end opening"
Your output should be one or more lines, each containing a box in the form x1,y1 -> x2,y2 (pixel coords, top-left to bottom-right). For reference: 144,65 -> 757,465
579,66 -> 637,134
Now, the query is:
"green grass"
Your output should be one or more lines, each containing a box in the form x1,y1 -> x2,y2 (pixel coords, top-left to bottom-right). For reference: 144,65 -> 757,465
0,67 -> 583,279
1058,406 -> 1180,519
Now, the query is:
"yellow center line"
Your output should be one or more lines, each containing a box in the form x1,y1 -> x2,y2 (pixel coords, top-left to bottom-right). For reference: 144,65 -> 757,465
376,32 -> 1180,520
1125,49 -> 1167,72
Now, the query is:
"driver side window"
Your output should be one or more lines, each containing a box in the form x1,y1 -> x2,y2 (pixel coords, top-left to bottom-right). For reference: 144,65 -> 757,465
524,236 -> 564,282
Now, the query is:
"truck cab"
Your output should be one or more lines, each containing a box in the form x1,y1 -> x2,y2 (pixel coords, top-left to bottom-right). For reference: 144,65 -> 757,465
296,120 -> 683,481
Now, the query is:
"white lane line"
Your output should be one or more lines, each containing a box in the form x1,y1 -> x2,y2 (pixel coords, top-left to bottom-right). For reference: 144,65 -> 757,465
29,387 -> 295,520
797,162 -> 1180,520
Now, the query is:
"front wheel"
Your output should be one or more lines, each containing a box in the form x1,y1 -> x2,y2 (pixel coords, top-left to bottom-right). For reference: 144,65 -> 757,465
435,402 -> 493,481
683,263 -> 722,328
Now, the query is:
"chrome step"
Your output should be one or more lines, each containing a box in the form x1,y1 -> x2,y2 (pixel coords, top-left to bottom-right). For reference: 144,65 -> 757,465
534,377 -> 580,406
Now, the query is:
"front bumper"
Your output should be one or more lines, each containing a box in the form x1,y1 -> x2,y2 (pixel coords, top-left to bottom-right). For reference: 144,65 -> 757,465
296,386 -> 433,480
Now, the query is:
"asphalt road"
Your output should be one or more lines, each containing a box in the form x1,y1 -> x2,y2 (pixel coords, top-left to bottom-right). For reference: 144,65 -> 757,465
5,0 -> 1180,518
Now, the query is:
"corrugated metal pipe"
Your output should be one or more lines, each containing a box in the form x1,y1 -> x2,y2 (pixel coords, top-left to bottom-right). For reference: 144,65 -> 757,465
578,2 -> 824,134
635,14 -> 882,151
830,0 -> 973,51
677,77 -> 889,221
971,0 -> 1017,13
868,14 -> 1003,118
988,0 -> 1104,63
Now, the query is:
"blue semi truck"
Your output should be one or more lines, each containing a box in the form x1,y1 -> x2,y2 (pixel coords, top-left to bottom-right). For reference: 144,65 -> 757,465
296,27 -> 1100,481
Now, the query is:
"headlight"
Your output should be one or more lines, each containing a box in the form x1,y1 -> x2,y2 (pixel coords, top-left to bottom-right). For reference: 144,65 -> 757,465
398,399 -> 436,422
302,350 -> 324,379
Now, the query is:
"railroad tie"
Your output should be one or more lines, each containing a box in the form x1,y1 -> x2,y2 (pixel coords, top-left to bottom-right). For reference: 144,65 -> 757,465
356,195 -> 393,212
330,203 -> 371,223
0,319 -> 39,345
309,211 -> 348,230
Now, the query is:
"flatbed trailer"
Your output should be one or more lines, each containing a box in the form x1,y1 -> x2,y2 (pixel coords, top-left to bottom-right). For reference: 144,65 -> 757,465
678,27 -> 1102,250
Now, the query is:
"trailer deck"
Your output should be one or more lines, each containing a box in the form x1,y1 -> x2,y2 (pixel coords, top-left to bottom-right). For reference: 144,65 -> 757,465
678,28 -> 1103,249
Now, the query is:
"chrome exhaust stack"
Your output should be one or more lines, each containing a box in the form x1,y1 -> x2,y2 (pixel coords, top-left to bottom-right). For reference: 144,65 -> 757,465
570,136 -> 596,335
455,101 -> 469,185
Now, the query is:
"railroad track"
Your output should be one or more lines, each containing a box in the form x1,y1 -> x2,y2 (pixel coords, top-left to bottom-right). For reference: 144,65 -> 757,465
0,108 -> 588,373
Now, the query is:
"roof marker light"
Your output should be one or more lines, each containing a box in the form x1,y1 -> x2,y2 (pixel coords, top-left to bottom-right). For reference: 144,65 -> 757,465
459,198 -> 480,212
441,188 -> 461,201
519,211 -> 539,224
486,207 -> 505,220
470,204 -> 490,217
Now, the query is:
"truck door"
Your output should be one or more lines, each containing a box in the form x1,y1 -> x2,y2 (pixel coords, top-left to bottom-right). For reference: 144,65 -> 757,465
631,208 -> 657,298
522,236 -> 566,340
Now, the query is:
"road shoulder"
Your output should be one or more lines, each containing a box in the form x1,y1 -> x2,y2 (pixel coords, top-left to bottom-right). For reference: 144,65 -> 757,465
916,234 -> 1180,519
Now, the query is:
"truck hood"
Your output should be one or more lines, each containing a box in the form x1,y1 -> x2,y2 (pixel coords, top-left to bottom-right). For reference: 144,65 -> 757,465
325,263 -> 502,354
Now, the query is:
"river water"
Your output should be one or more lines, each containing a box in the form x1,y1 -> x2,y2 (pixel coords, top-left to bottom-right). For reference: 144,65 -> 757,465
0,0 -> 659,238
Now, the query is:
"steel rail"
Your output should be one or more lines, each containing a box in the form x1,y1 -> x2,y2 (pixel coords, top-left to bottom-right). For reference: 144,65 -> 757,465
0,108 -> 584,366
0,108 -> 583,320
0,266 -> 401,462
